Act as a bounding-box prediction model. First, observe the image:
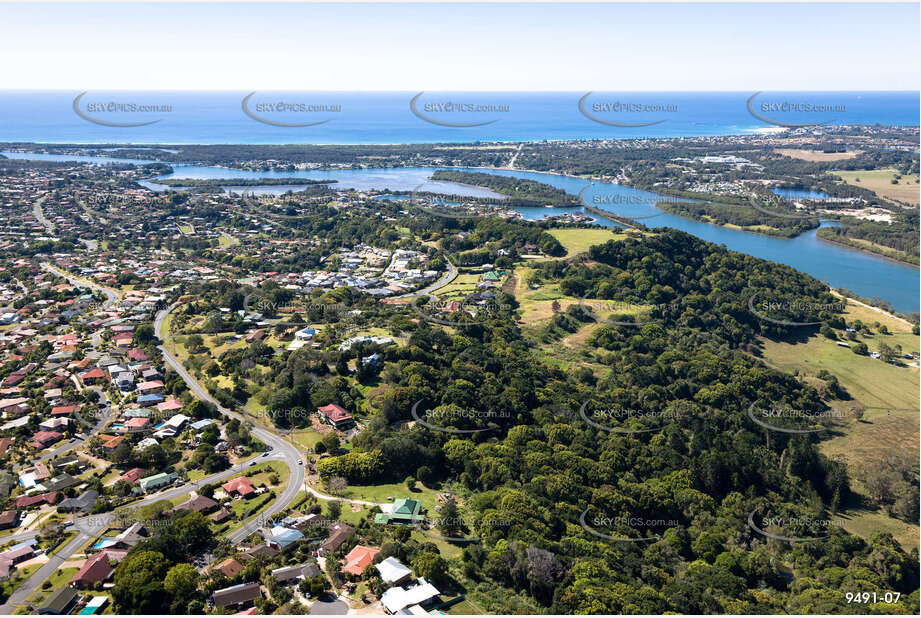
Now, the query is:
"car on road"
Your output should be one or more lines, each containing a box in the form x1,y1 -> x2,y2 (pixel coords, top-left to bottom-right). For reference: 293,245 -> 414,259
262,452 -> 269,457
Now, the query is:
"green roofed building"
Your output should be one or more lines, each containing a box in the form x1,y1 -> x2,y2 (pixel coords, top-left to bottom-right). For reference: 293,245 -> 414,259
374,497 -> 424,525
138,472 -> 176,493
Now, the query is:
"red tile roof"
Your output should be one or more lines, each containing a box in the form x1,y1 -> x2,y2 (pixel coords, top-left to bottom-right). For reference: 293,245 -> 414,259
119,468 -> 146,483
221,477 -> 256,497
318,404 -> 352,423
342,545 -> 379,576
14,491 -> 57,508
71,552 -> 113,585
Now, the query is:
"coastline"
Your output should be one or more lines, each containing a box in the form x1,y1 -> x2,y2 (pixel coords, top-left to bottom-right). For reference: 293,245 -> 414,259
815,230 -> 919,268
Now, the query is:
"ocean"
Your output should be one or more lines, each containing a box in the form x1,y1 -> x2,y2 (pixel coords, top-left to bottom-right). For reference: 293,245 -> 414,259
0,91 -> 917,144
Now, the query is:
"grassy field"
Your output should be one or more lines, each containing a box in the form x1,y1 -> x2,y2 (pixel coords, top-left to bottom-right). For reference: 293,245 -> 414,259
338,481 -> 441,512
831,168 -> 920,206
26,567 -> 79,607
837,502 -> 918,552
757,299 -> 919,550
759,299 -> 919,412
776,148 -> 860,162
289,430 -> 323,451
547,227 -> 627,258
436,273 -> 482,299
758,335 -> 918,410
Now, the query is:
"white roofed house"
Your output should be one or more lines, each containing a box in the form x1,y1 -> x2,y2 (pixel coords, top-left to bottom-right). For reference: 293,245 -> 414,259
376,556 -> 412,585
165,414 -> 190,430
380,578 -> 441,614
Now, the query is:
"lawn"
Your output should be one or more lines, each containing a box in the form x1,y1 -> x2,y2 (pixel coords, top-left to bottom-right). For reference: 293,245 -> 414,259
445,598 -> 484,615
247,460 -> 289,489
1,563 -> 40,604
837,502 -> 918,552
289,430 -> 323,451
759,334 -> 919,411
757,303 -> 919,494
776,148 -> 860,162
338,481 -> 441,512
831,168 -> 920,206
547,227 -> 627,258
27,567 -> 79,606
435,274 -> 482,299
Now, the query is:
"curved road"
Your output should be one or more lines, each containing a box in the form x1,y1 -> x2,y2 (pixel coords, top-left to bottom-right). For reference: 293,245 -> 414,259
153,304 -> 304,544
39,263 -> 119,351
390,254 -> 458,300
32,196 -> 53,235
0,457 -> 283,614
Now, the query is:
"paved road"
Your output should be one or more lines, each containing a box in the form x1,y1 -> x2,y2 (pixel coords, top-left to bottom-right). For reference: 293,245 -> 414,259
0,458 -> 273,613
39,263 -> 119,310
32,196 -> 53,235
39,262 -> 119,348
390,254 -> 458,300
505,143 -> 523,169
18,388 -> 111,472
308,597 -> 349,615
153,304 -> 305,544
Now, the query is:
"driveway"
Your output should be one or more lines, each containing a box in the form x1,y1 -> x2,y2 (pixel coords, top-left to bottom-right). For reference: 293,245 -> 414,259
309,597 -> 349,615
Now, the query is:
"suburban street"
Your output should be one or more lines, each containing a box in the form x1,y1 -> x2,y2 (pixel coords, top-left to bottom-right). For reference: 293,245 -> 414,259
0,289 -> 304,613
31,196 -> 53,235
391,253 -> 457,300
0,459 -> 280,614
153,304 -> 305,544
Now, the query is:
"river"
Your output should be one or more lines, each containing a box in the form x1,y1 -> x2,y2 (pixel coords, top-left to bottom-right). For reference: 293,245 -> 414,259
3,150 -> 917,313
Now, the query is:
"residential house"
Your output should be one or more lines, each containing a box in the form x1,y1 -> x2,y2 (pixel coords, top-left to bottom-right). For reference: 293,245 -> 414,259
59,490 -> 99,512
271,562 -> 321,585
138,472 -> 176,492
376,556 -> 412,585
0,509 -> 20,530
119,467 -> 146,484
320,522 -> 355,556
317,404 -> 354,430
212,582 -> 262,610
31,431 -> 64,449
71,552 -> 113,587
342,545 -> 380,577
38,587 -> 78,615
380,578 -> 441,614
221,477 -> 256,498
264,525 -> 304,550
173,494 -> 218,514
206,557 -> 244,579
374,498 -> 424,525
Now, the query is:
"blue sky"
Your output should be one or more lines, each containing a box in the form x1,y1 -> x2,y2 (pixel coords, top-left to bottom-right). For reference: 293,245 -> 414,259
1,2 -> 917,90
